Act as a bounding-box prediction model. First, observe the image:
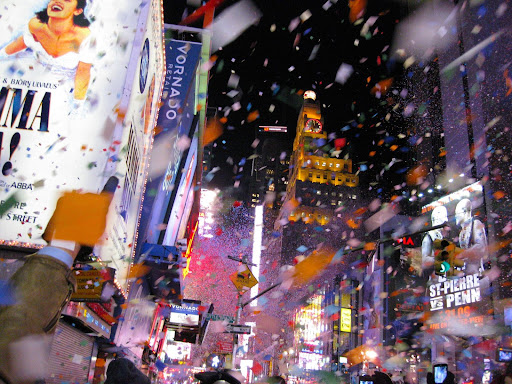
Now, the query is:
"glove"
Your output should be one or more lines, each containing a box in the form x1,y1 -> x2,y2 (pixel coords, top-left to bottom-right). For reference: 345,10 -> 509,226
43,176 -> 118,247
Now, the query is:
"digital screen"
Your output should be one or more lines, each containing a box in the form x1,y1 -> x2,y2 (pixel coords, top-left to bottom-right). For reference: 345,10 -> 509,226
434,365 -> 448,384
360,381 -> 373,384
423,181 -> 492,334
498,349 -> 512,362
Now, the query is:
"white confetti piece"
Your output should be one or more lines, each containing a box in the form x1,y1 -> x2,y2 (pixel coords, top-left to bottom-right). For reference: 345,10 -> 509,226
322,1 -> 332,11
300,9 -> 312,22
227,90 -> 239,98
72,354 -> 83,364
496,3 -> 507,17
228,73 -> 240,89
404,56 -> 415,69
288,17 -> 300,32
308,44 -> 320,61
10,335 -> 52,382
335,63 -> 353,84
392,1 -> 455,59
210,0 -> 262,51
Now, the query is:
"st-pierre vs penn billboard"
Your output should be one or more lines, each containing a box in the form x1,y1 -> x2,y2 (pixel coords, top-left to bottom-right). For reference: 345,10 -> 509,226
420,181 -> 493,335
0,0 -> 159,257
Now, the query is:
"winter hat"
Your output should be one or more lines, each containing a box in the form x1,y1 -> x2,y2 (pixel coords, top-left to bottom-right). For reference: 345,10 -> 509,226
104,358 -> 150,384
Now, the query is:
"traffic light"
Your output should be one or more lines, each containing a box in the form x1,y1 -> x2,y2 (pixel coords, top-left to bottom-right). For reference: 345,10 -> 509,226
433,239 -> 464,276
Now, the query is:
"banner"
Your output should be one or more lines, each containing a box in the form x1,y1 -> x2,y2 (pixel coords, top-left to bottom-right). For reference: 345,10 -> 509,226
421,181 -> 492,334
157,39 -> 202,192
0,0 -> 147,247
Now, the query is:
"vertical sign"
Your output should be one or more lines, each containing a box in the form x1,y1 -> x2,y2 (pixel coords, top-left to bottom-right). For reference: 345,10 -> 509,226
421,181 -> 491,334
340,308 -> 352,333
157,39 -> 202,193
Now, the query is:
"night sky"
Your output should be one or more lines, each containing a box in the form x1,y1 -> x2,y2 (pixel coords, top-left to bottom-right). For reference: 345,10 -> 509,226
164,0 -> 419,193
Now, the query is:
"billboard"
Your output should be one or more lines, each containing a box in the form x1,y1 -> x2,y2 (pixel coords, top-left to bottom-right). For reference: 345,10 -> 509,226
114,279 -> 157,357
162,131 -> 198,245
139,37 -> 202,247
98,0 -> 165,289
421,181 -> 491,334
0,0 -> 156,249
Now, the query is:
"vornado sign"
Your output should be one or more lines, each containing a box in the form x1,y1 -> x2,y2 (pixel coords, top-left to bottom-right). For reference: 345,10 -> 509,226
156,39 -> 201,193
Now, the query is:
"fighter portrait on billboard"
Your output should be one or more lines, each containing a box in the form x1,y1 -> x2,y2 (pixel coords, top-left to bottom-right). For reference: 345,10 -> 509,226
420,182 -> 493,336
421,193 -> 489,278
0,0 -> 95,116
454,198 -> 488,274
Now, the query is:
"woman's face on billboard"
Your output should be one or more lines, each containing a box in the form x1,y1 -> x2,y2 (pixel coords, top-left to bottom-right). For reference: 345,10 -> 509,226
47,0 -> 83,20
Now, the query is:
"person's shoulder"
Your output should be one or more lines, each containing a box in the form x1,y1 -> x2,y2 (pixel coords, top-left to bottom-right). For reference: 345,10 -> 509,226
28,17 -> 44,32
75,26 -> 91,40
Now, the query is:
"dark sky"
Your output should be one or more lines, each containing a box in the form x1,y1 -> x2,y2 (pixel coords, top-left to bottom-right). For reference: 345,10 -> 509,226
164,0 -> 414,190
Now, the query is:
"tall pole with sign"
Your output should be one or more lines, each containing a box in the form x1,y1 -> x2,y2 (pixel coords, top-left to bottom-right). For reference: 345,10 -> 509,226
228,258 -> 258,369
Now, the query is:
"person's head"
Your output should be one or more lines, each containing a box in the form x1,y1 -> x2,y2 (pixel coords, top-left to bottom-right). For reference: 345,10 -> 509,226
36,0 -> 91,27
455,198 -> 472,226
104,358 -> 150,384
431,206 -> 448,227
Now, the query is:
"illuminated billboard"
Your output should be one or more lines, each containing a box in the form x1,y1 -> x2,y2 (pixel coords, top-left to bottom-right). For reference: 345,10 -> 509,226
99,0 -> 165,289
0,0 -> 163,263
162,132 -> 198,246
158,39 -> 201,193
168,302 -> 201,326
421,181 -> 491,334
114,280 -> 157,357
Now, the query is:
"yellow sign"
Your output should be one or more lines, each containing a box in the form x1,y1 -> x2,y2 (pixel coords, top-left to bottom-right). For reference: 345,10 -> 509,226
340,308 -> 352,333
71,269 -> 104,301
229,267 -> 258,293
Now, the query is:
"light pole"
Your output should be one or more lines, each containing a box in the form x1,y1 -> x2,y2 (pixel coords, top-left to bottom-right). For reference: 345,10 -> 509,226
228,255 -> 257,369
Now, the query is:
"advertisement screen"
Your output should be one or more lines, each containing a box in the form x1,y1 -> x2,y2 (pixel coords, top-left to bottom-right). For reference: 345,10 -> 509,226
0,0 -> 146,247
421,181 -> 491,334
162,132 -> 198,245
114,280 -> 157,357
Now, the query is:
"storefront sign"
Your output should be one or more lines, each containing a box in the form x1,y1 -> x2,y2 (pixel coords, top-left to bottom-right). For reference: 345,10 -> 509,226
340,308 -> 352,333
71,270 -> 104,302
169,302 -> 200,326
